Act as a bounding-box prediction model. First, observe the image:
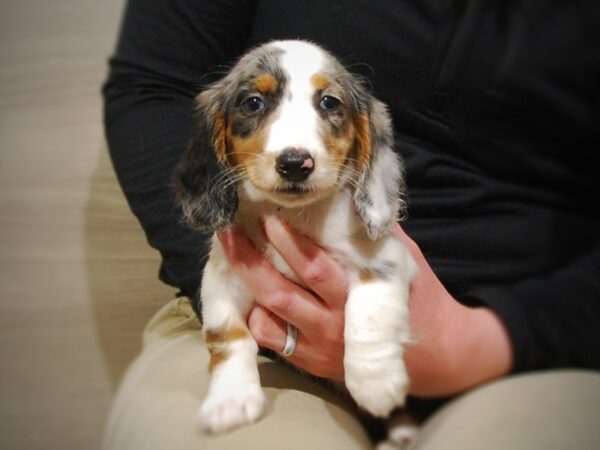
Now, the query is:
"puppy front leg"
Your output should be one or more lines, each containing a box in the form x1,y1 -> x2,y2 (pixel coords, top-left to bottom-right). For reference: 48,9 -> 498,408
197,245 -> 266,433
344,272 -> 412,418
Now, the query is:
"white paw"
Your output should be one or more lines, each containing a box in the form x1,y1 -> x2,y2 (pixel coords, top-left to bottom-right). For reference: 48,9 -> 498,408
197,384 -> 266,434
388,423 -> 418,448
344,352 -> 408,417
384,413 -> 418,449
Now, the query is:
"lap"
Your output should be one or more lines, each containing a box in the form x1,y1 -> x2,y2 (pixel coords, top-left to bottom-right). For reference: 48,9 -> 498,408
100,297 -> 371,450
102,297 -> 600,450
407,369 -> 600,450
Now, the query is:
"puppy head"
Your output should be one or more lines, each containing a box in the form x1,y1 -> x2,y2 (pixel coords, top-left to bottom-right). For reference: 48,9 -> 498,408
174,40 -> 405,239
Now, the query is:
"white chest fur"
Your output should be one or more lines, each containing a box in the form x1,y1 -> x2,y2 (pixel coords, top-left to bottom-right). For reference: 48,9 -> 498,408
235,182 -> 410,287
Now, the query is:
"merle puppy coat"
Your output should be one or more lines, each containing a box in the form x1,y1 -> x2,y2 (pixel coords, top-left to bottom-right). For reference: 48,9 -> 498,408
174,40 -> 416,433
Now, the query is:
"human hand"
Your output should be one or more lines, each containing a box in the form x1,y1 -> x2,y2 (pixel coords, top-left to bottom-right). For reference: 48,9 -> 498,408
218,218 -> 512,396
217,215 -> 348,381
393,224 -> 513,396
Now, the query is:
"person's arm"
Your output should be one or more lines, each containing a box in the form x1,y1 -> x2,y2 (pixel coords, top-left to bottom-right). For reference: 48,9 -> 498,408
103,0 -> 258,311
460,246 -> 600,373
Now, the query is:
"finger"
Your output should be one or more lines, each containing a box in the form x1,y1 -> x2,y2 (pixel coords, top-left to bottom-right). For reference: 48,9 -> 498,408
391,223 -> 416,248
247,305 -> 286,351
217,227 -> 325,334
247,305 -> 307,366
261,215 -> 348,309
248,305 -> 345,381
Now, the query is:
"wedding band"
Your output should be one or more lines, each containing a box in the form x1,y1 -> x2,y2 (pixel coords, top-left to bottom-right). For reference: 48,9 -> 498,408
281,322 -> 298,357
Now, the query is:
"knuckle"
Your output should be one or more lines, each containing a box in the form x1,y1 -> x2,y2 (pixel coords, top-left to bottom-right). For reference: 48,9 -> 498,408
265,290 -> 294,317
247,308 -> 270,343
302,257 -> 330,286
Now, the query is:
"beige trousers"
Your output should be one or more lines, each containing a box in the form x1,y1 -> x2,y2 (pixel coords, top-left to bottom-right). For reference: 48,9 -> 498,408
101,297 -> 600,450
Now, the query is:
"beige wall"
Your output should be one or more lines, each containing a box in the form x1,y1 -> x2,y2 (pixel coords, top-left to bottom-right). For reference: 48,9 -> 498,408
0,1 -> 176,449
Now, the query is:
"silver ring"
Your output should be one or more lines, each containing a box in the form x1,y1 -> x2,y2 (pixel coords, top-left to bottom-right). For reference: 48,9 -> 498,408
281,322 -> 298,357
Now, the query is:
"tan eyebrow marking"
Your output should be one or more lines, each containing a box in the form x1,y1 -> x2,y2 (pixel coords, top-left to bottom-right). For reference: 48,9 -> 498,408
226,122 -> 266,167
311,73 -> 331,91
254,73 -> 278,94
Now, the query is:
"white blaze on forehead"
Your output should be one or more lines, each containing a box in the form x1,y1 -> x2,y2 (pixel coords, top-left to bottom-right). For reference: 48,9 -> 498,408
265,41 -> 326,155
274,40 -> 325,83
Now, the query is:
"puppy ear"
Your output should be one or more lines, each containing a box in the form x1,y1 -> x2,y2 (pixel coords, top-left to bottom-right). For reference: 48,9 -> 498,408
173,84 -> 238,232
353,95 -> 406,240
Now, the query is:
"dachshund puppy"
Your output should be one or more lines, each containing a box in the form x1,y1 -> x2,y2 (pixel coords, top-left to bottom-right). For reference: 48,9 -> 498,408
174,40 -> 416,434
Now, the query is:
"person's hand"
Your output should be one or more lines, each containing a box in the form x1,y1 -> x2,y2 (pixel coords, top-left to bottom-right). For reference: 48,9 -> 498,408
392,225 -> 513,396
217,217 -> 513,396
217,215 -> 348,381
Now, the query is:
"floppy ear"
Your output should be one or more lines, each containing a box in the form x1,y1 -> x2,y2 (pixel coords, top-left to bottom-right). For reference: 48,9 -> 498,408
173,84 -> 238,232
352,95 -> 406,240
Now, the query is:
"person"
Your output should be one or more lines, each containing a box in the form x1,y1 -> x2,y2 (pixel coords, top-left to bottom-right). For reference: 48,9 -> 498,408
101,1 -> 600,449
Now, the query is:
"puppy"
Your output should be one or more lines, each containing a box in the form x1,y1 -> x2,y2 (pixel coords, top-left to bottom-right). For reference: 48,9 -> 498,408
174,40 -> 416,434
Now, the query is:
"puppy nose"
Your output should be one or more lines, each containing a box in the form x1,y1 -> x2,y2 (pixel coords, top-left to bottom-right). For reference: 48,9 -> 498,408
276,148 -> 314,182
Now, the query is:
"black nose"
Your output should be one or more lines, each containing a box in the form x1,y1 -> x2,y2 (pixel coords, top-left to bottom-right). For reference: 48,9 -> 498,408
276,149 -> 314,182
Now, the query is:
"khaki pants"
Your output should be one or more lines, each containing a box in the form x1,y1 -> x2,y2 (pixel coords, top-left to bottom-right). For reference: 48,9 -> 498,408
101,297 -> 600,450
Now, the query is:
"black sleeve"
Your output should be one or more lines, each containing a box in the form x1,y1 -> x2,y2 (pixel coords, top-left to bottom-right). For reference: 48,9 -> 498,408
102,0 -> 258,314
461,246 -> 600,373
452,3 -> 600,374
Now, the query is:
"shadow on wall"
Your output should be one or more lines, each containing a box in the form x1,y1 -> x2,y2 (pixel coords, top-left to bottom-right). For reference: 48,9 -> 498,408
84,144 -> 175,389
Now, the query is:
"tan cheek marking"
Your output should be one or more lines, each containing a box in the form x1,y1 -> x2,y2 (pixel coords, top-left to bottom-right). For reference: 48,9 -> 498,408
355,113 -> 372,172
311,73 -> 330,91
227,124 -> 279,190
254,73 -> 278,94
324,120 -> 356,166
226,124 -> 266,167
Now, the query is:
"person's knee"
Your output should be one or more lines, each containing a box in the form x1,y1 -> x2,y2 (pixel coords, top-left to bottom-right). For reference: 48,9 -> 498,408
411,370 -> 600,450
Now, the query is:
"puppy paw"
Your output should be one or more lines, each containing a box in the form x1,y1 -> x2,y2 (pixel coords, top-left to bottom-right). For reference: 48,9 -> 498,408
345,354 -> 408,417
197,384 -> 266,434
383,412 -> 419,449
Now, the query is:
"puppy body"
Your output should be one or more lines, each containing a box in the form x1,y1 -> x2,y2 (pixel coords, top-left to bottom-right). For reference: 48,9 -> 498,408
175,40 -> 416,433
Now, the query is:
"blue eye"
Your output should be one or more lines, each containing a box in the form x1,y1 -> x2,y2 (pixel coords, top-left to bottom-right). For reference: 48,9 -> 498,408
319,95 -> 341,112
242,96 -> 265,114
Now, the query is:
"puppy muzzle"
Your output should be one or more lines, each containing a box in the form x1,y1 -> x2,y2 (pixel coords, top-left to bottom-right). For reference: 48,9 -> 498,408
276,148 -> 314,183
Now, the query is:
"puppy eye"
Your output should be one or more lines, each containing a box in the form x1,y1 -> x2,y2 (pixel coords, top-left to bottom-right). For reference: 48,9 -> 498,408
242,96 -> 265,114
319,95 -> 341,112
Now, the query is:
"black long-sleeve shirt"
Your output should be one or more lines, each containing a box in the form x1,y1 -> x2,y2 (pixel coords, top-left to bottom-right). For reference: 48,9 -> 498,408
103,0 -> 600,374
